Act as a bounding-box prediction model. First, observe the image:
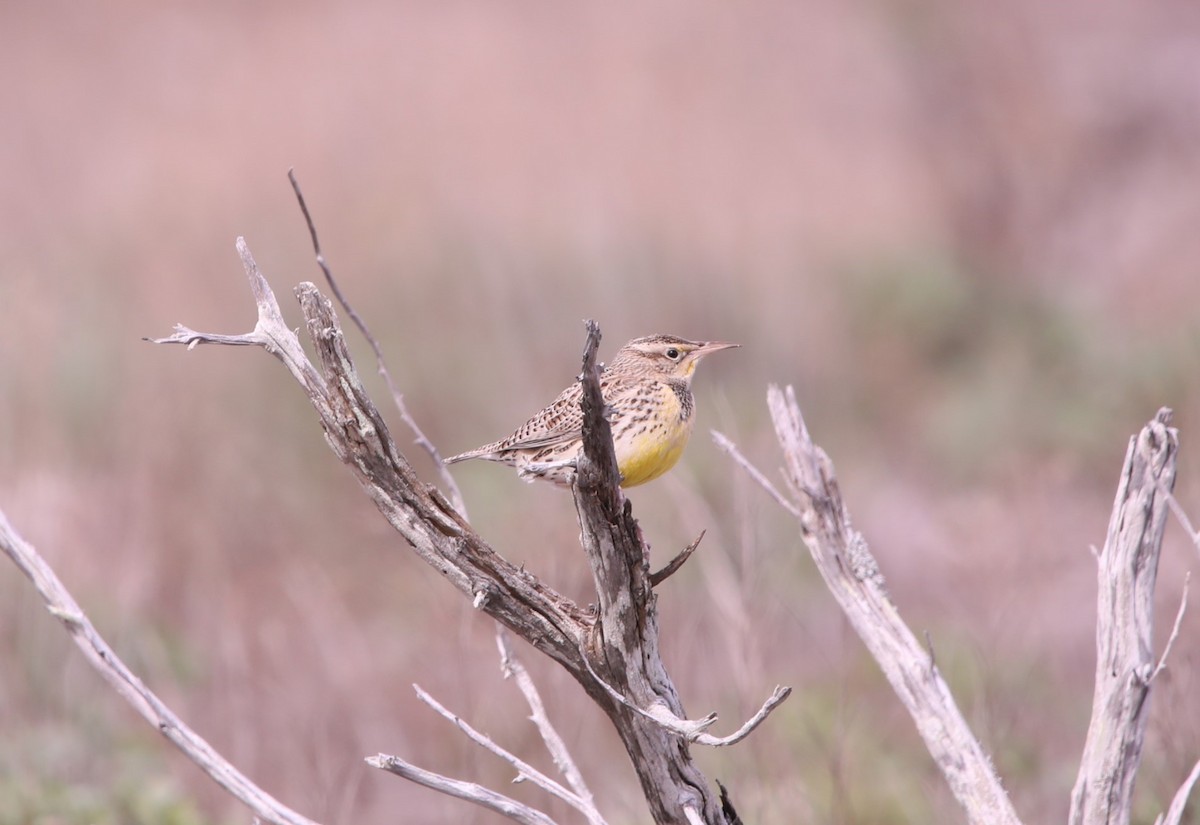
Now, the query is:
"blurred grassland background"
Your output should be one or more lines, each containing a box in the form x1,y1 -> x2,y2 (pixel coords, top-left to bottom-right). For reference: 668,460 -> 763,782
3,1 -> 1200,823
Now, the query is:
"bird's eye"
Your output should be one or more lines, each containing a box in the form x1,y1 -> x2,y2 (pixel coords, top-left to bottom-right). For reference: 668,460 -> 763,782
665,347 -> 681,360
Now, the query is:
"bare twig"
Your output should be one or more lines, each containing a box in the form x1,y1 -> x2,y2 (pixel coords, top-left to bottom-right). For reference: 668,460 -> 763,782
1161,484 -> 1200,557
574,637 -> 716,736
147,239 -> 327,399
711,431 -> 800,517
722,385 -> 1022,825
574,640 -> 789,746
1156,758 -> 1200,825
694,686 -> 793,747
1070,408 -> 1179,825
412,684 -> 597,816
287,169 -> 468,518
0,510 -> 321,825
366,755 -> 557,825
1152,572 -> 1190,682
496,629 -> 602,822
650,530 -> 706,587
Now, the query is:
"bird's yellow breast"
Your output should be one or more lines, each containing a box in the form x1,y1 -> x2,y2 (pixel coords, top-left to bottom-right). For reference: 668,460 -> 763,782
613,385 -> 694,488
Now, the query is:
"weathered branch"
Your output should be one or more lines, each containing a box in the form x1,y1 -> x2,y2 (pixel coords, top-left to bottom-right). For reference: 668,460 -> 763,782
570,321 -> 787,823
1070,408 -> 1178,825
151,240 -> 590,676
0,510 -> 322,825
366,754 -> 557,825
717,385 -> 1023,825
146,243 -> 781,824
574,644 -> 789,745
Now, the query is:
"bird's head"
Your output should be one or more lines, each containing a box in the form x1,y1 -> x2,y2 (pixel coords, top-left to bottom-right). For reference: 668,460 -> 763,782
612,334 -> 739,381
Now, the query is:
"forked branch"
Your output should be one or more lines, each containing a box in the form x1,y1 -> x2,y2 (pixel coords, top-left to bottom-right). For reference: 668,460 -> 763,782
150,240 -> 590,674
145,238 -> 780,824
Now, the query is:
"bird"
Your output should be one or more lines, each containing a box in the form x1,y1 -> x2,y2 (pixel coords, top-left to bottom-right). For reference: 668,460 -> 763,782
445,334 -> 738,488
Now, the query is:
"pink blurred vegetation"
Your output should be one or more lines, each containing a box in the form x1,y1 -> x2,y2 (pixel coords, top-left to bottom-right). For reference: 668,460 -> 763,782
3,1 -> 1200,823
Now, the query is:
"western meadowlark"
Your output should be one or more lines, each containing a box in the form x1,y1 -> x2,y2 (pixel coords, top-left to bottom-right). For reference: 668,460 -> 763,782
445,335 -> 738,487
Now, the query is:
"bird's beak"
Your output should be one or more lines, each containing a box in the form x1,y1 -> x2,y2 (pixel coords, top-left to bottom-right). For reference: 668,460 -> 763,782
695,341 -> 740,358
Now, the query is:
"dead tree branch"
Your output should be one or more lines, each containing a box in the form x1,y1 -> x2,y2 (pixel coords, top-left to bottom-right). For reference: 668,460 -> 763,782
150,240 -> 589,672
0,511 -> 322,825
1070,408 -> 1179,825
366,754 -> 557,825
145,240 -> 782,824
715,385 -> 1023,825
567,320 -> 787,820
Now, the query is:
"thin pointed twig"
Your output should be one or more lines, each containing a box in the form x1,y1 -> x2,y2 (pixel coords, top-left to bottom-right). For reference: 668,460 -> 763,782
697,685 -> 793,747
711,431 -> 800,517
1161,482 -> 1200,559
575,643 -> 789,746
0,510 -> 321,825
367,754 -> 557,825
287,169 -> 468,518
1151,572 -> 1190,682
650,530 -> 706,587
412,684 -> 597,815
496,629 -> 606,825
